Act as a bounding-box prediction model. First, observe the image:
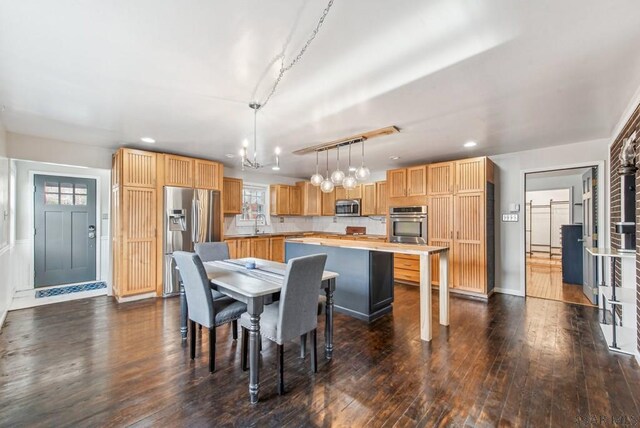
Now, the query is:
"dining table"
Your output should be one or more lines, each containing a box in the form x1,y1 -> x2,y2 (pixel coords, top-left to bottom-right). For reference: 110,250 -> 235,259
179,257 -> 339,404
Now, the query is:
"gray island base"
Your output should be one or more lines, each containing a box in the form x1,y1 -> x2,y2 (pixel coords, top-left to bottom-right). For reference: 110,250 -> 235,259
286,241 -> 394,322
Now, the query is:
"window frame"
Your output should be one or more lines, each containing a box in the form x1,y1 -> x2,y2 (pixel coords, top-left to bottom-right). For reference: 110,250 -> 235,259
235,182 -> 270,227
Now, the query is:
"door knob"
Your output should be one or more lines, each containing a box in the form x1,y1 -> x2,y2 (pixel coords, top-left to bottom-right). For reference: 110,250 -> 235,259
88,225 -> 96,239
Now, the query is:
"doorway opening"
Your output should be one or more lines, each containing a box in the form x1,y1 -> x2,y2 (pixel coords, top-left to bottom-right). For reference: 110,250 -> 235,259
34,174 -> 97,287
524,166 -> 598,306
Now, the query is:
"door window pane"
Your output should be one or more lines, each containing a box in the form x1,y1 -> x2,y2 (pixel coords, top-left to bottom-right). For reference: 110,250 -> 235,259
45,182 -> 59,193
60,194 -> 74,205
75,195 -> 87,205
60,183 -> 73,194
75,184 -> 87,195
45,193 -> 59,205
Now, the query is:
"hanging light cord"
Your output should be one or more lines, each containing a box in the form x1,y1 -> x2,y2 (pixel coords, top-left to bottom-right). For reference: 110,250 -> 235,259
258,0 -> 335,110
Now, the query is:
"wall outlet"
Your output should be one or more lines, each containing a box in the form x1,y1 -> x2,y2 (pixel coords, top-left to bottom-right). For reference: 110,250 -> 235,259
502,213 -> 519,222
333,217 -> 337,223
279,217 -> 284,223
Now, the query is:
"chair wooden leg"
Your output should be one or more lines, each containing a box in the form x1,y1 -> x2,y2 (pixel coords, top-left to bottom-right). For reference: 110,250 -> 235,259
232,320 -> 238,340
209,327 -> 216,373
310,329 -> 317,373
190,320 -> 196,360
300,333 -> 307,358
277,344 -> 285,395
241,327 -> 249,371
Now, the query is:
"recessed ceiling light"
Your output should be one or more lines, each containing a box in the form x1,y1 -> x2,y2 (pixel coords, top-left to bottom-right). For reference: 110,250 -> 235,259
140,137 -> 155,144
272,166 -> 281,171
464,141 -> 477,148
389,156 -> 400,160
225,153 -> 235,158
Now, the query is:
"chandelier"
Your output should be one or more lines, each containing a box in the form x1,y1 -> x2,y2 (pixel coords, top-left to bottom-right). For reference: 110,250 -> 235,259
314,138 -> 368,193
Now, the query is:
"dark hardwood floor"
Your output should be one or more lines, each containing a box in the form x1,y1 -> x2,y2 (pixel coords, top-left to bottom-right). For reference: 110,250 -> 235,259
1,284 -> 639,427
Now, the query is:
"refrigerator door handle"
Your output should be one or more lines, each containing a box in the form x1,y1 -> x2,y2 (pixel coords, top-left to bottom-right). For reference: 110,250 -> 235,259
191,198 -> 197,244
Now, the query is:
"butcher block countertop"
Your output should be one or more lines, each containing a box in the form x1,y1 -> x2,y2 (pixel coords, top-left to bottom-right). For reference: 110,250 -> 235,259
285,237 -> 448,255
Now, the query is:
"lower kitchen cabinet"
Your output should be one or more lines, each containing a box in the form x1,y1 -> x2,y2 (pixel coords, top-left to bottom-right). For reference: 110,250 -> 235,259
250,237 -> 270,259
270,237 -> 285,262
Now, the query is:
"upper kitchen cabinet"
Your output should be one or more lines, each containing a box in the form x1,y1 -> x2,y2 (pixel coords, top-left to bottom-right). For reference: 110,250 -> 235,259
270,185 -> 291,216
387,168 -> 406,198
375,181 -> 388,215
223,177 -> 243,215
335,185 -> 347,200
428,162 -> 454,195
455,157 -> 493,193
164,154 -> 194,188
297,181 -> 322,216
406,166 -> 427,196
289,185 -> 302,215
120,149 -> 157,188
194,159 -> 222,190
321,187 -> 336,216
347,184 -> 362,200
361,183 -> 377,216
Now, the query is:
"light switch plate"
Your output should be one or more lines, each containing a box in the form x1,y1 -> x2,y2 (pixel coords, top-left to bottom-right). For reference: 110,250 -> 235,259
502,213 -> 519,222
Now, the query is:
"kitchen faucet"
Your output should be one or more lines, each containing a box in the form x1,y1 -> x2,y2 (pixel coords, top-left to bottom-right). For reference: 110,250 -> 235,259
254,213 -> 267,235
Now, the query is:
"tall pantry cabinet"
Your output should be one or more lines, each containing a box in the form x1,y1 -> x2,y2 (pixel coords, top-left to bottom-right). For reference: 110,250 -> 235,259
428,157 -> 495,297
112,148 -> 224,301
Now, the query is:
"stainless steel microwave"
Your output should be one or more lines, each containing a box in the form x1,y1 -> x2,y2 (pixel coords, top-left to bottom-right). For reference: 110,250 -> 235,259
335,199 -> 361,217
388,206 -> 428,244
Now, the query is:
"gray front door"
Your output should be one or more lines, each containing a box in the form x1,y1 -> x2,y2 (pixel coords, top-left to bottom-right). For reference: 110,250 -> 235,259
581,168 -> 598,304
34,175 -> 97,287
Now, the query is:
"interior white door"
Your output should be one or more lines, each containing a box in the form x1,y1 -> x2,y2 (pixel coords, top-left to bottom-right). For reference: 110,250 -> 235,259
581,168 -> 598,304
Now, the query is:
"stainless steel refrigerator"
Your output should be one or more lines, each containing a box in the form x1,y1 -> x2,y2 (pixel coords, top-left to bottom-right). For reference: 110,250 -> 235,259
163,186 -> 221,296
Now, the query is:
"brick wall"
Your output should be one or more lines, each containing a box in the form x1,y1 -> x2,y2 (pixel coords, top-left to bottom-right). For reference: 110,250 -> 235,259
609,103 -> 640,353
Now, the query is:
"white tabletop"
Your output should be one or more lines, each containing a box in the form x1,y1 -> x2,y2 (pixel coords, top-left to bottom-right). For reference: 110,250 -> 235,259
586,247 -> 635,259
202,258 -> 339,298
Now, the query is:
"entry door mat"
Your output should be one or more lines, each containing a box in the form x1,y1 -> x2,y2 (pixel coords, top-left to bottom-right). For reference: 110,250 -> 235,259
35,281 -> 107,298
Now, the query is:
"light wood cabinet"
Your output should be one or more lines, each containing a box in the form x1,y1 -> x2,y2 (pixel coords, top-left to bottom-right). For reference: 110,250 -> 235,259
270,237 -> 285,262
121,149 -> 157,188
390,156 -> 495,298
250,237 -> 270,259
164,154 -> 194,188
223,177 -> 243,215
270,185 -> 291,216
428,194 -> 454,285
407,166 -> 427,196
347,184 -> 362,200
361,183 -> 376,216
225,239 -> 238,259
375,181 -> 388,215
455,157 -> 486,193
289,185 -> 302,216
428,162 -> 454,195
387,169 -> 406,198
119,187 -> 157,297
194,159 -> 222,190
237,239 -> 251,258
335,186 -> 347,200
297,181 -> 322,216
321,188 -> 336,216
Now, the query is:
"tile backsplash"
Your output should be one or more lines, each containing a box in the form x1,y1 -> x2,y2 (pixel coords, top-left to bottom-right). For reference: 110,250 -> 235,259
224,215 -> 387,236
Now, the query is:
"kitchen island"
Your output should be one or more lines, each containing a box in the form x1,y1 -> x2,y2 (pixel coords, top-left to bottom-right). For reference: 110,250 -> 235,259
285,237 -> 450,342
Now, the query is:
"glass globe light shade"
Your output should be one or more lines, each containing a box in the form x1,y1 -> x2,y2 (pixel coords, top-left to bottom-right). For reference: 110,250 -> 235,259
355,166 -> 371,181
320,178 -> 335,193
343,175 -> 357,190
331,169 -> 345,185
310,173 -> 324,186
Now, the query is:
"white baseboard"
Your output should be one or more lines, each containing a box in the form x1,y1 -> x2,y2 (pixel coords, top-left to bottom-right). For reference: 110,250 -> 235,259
0,309 -> 6,331
493,287 -> 525,297
10,287 -> 108,310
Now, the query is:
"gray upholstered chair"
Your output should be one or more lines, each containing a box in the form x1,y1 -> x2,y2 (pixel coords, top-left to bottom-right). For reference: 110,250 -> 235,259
194,241 -> 239,338
240,254 -> 327,394
173,251 -> 247,372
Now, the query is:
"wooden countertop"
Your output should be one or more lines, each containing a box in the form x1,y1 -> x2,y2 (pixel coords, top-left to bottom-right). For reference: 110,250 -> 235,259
286,237 -> 448,255
224,232 -> 387,240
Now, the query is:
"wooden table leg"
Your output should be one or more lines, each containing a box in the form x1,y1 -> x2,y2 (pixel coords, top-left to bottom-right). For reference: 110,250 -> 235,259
419,253 -> 432,342
439,250 -> 449,326
324,278 -> 335,360
247,297 -> 264,404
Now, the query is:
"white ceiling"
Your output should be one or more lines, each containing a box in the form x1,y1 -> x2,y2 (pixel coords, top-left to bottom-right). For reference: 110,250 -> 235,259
1,0 -> 640,178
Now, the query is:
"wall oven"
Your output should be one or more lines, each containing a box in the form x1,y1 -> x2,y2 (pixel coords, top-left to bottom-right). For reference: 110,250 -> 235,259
388,206 -> 428,244
335,199 -> 361,217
